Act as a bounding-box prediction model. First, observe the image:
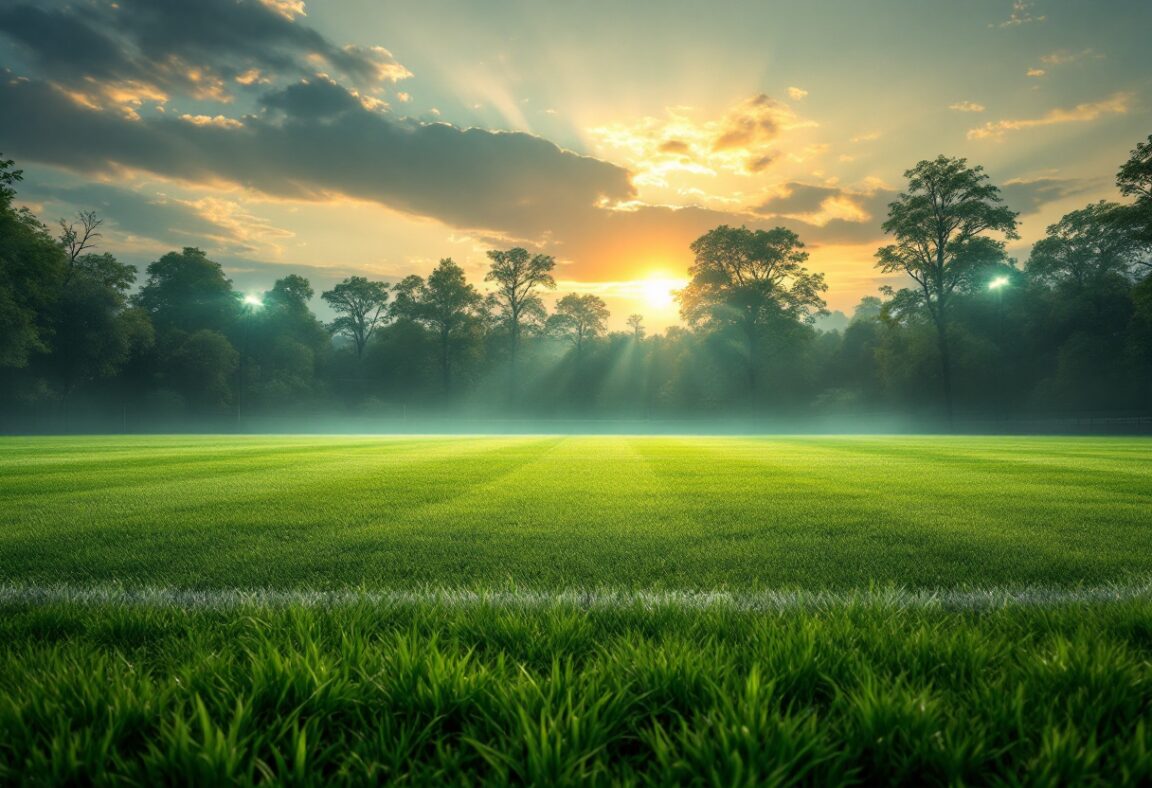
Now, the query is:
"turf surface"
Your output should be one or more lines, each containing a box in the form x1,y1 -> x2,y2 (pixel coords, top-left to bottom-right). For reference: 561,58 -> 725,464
2,435 -> 1151,590
3,435 -> 1152,784
2,597 -> 1152,784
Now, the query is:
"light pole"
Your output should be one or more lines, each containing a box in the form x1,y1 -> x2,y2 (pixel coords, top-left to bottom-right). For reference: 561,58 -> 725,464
988,276 -> 1010,425
237,294 -> 264,429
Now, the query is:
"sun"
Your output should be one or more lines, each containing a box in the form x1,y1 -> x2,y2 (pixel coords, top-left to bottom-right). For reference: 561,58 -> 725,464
640,274 -> 687,311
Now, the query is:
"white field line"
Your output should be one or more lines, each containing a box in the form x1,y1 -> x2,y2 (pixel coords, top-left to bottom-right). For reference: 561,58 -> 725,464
1,582 -> 1151,612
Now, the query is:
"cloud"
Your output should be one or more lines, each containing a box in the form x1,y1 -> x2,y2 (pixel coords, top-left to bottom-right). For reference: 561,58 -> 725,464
1040,49 -> 1103,66
1026,68 -> 1046,78
257,0 -> 307,21
948,101 -> 986,113
0,0 -> 411,114
179,114 -> 245,129
787,86 -> 808,101
589,93 -> 817,193
993,0 -> 1046,27
0,0 -> 649,278
20,182 -> 259,251
711,94 -> 791,152
752,182 -> 897,235
259,75 -> 366,117
0,75 -> 634,242
967,93 -> 1131,140
999,176 -> 1100,214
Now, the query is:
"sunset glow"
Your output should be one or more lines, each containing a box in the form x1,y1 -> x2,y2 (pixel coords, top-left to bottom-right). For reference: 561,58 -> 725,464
640,275 -> 687,312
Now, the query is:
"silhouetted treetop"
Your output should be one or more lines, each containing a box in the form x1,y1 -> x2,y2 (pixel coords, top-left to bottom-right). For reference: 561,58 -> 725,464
321,276 -> 389,360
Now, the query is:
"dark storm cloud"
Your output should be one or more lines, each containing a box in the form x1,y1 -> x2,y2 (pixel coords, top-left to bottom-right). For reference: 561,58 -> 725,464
755,183 -> 844,215
260,77 -> 365,118
0,4 -> 126,80
0,77 -> 635,238
750,183 -> 898,245
22,182 -> 248,249
999,177 -> 1100,215
0,0 -> 406,98
755,183 -> 898,219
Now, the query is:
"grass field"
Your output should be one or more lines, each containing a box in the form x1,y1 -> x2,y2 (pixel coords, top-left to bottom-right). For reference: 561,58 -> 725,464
3,435 -> 1152,590
2,435 -> 1152,784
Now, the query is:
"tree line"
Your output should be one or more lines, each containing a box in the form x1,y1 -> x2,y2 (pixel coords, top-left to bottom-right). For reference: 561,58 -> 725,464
1,136 -> 1149,429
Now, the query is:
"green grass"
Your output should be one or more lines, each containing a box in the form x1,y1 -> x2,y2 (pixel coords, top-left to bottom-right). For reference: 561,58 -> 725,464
2,435 -> 1151,590
2,435 -> 1152,784
2,598 -> 1152,785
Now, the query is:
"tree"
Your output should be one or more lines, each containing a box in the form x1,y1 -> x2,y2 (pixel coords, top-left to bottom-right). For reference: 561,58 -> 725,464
627,313 -> 645,341
58,211 -> 103,276
680,225 -> 827,396
1117,133 -> 1152,251
549,293 -> 610,357
266,274 -> 314,311
262,275 -> 327,350
1118,134 -> 1152,202
245,275 -> 328,406
0,154 -> 66,370
320,276 -> 389,359
410,259 -> 486,393
388,275 -> 424,320
875,156 -> 1018,424
44,244 -> 145,399
131,248 -> 239,414
168,329 -> 240,413
485,247 -> 555,394
1028,202 -> 1147,289
0,154 -> 21,208
133,248 -> 239,336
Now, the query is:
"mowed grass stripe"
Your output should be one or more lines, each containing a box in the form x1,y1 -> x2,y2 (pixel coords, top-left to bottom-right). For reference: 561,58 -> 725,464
1,435 -> 1150,590
667,436 -> 1152,587
629,437 -> 977,588
0,437 -> 565,588
0,437 -> 554,519
0,435 -> 487,494
361,438 -> 693,587
809,436 -> 1152,496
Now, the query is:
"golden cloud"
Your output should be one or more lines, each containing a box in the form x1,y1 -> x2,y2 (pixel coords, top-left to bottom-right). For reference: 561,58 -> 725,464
967,92 -> 1131,140
257,0 -> 307,20
994,0 -> 1046,27
587,93 -> 820,211
1040,49 -> 1103,66
179,114 -> 245,129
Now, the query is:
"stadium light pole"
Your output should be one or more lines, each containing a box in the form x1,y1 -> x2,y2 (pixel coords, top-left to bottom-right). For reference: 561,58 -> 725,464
988,276 -> 1010,425
238,294 -> 264,429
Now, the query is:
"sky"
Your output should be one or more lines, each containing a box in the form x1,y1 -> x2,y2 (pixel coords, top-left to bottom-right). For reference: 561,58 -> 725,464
1,0 -> 1149,329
